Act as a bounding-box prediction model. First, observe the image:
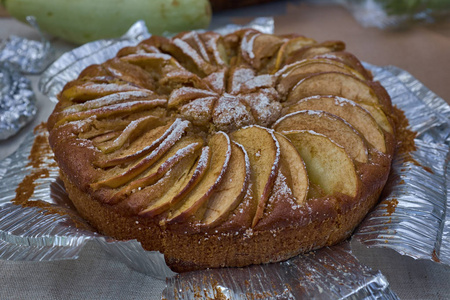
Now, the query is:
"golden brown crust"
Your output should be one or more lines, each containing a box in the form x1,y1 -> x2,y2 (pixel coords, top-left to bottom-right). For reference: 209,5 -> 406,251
48,29 -> 397,272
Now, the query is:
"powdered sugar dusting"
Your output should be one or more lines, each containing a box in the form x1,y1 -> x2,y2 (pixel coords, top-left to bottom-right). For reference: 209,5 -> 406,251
213,95 -> 255,131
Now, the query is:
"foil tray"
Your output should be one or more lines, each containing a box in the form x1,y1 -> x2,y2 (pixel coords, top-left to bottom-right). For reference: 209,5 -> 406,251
1,19 -> 449,299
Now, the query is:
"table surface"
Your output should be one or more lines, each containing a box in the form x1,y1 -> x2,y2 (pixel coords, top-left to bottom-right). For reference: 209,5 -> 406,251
1,1 -> 450,299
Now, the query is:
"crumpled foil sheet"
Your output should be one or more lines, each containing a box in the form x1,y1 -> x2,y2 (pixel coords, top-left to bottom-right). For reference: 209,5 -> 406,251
354,64 -> 450,265
0,18 -> 449,298
0,63 -> 36,140
0,16 -> 56,140
0,16 -> 56,74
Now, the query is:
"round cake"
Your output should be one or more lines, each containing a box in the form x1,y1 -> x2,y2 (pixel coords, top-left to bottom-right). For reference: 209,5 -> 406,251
47,29 -> 396,272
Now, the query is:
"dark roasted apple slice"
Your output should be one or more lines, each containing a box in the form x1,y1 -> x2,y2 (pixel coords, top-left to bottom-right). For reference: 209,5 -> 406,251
273,132 -> 308,205
202,141 -> 250,227
231,125 -> 280,227
284,130 -> 359,198
286,96 -> 386,153
286,72 -> 381,106
166,132 -> 232,223
273,110 -> 368,163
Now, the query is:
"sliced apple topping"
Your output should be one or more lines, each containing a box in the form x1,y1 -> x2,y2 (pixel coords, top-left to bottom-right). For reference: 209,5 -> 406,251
312,51 -> 373,80
240,32 -> 285,70
273,110 -> 368,163
60,81 -> 144,103
168,87 -> 217,108
162,37 -> 216,77
54,99 -> 167,128
273,132 -> 308,205
231,126 -> 280,227
199,32 -> 228,66
284,130 -> 359,198
91,121 -> 192,188
94,119 -> 187,168
120,52 -> 182,73
62,91 -> 157,114
286,72 -> 381,106
286,96 -> 386,153
137,145 -> 209,217
273,36 -> 317,72
97,115 -> 163,154
178,31 -> 212,64
358,102 -> 393,134
275,58 -> 365,96
110,140 -> 204,204
284,40 -> 346,65
166,132 -> 232,223
202,141 -> 250,227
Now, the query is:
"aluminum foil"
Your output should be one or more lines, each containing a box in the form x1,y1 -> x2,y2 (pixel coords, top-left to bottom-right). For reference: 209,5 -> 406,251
0,62 -> 36,140
0,16 -> 56,74
354,64 -> 450,265
1,19 -> 449,298
0,16 -> 56,140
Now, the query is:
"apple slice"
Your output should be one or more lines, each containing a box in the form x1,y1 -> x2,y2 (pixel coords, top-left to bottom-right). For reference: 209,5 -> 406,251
95,119 -> 188,168
166,132 -> 232,224
286,72 -> 381,106
273,110 -> 368,163
97,115 -> 163,154
284,40 -> 346,65
61,91 -> 156,114
273,36 -> 317,71
358,102 -> 393,134
202,141 -> 250,227
273,132 -> 309,205
231,125 -> 280,227
103,58 -> 155,90
178,31 -> 211,63
168,87 -> 217,108
284,130 -> 359,198
286,96 -> 386,153
162,37 -> 216,77
137,145 -> 210,217
312,51 -> 373,80
54,99 -> 167,127
120,52 -> 182,73
60,78 -> 144,103
110,139 -> 204,204
91,121 -> 192,188
199,31 -> 228,66
240,32 -> 285,70
275,58 -> 365,96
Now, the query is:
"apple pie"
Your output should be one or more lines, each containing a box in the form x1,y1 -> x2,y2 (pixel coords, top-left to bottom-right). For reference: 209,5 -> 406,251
47,29 -> 396,272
